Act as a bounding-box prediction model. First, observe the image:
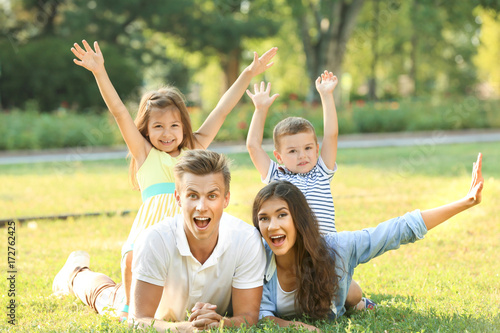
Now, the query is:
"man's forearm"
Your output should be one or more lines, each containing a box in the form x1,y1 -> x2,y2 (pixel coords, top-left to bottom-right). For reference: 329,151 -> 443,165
130,316 -> 194,333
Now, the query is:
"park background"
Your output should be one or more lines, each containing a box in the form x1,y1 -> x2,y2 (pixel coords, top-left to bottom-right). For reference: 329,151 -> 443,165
1,0 -> 500,332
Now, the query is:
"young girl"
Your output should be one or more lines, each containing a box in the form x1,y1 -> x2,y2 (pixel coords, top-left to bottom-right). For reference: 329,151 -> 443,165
71,40 -> 277,319
252,154 -> 483,332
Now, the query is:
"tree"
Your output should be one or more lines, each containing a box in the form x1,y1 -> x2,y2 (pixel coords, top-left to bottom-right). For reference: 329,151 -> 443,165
287,0 -> 366,102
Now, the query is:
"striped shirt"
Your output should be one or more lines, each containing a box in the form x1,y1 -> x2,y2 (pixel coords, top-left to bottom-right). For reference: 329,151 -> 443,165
264,157 -> 337,233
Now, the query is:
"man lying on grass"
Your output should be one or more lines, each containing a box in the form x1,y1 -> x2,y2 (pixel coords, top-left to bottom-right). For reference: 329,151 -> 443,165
52,150 -> 266,332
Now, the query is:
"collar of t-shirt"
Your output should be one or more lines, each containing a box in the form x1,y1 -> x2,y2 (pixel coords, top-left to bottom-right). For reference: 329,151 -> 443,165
174,212 -> 232,267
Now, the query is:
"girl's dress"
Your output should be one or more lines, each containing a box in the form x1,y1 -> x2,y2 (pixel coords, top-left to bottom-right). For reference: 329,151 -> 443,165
121,147 -> 186,258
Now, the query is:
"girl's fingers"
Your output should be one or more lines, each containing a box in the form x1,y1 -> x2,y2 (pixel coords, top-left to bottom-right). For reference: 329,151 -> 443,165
260,47 -> 277,61
94,41 -> 101,55
70,47 -> 82,59
254,83 -> 258,93
245,89 -> 254,98
260,81 -> 265,91
73,43 -> 85,54
82,40 -> 92,52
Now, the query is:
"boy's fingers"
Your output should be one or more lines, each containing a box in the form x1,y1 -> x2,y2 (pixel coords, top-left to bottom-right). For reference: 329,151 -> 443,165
260,81 -> 265,91
266,82 -> 271,93
246,89 -> 253,98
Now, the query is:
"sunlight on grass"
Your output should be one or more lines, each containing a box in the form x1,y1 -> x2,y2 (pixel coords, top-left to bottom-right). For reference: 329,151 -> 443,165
1,142 -> 499,332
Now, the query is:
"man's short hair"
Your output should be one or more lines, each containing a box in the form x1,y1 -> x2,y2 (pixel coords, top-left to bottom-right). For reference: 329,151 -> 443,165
174,149 -> 231,194
273,117 -> 318,151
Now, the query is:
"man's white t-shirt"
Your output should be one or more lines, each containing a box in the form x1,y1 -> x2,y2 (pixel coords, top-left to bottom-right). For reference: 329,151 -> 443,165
133,212 -> 266,322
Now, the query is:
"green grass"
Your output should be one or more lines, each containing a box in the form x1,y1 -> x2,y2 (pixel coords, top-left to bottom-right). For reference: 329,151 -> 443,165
1,142 -> 499,332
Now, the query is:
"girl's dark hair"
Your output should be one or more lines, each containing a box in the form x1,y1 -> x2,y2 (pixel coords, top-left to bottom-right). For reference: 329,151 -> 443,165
252,181 -> 340,319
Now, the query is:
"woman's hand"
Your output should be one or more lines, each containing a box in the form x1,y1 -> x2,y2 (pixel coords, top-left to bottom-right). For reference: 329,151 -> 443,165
465,152 -> 483,206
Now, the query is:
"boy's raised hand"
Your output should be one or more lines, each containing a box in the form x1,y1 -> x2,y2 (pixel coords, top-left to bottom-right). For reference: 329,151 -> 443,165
71,40 -> 104,74
245,47 -> 278,77
315,70 -> 338,95
466,153 -> 484,205
246,81 -> 279,110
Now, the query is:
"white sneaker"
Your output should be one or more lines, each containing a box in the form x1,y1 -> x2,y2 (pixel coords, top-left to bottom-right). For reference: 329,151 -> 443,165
52,251 -> 90,296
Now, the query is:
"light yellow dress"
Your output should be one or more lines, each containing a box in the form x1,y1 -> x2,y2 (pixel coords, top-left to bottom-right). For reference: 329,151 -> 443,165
121,147 -> 185,258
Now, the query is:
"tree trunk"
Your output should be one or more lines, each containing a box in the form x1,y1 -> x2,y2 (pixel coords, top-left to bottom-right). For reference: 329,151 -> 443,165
220,47 -> 241,93
410,0 -> 419,97
368,0 -> 380,101
293,0 -> 365,103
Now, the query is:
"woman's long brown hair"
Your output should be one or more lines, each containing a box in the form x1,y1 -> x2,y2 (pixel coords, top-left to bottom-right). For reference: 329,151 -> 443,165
253,180 -> 340,319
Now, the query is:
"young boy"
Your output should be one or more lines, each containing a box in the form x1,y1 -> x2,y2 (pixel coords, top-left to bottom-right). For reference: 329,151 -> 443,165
246,71 -> 339,233
246,71 -> 373,310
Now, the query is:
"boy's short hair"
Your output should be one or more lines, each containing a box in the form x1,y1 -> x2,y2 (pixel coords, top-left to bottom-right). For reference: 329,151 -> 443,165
174,149 -> 231,194
273,117 -> 318,151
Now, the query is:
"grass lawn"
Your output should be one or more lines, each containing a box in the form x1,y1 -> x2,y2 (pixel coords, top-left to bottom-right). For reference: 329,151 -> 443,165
1,142 -> 499,332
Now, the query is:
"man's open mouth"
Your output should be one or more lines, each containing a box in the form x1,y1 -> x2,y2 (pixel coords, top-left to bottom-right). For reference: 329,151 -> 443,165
194,217 -> 211,229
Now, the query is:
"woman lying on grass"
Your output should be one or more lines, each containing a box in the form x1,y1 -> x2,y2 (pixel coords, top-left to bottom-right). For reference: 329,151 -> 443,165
253,154 -> 483,332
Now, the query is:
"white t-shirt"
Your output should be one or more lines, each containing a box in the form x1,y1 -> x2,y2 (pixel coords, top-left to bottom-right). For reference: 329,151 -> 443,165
276,280 -> 297,317
133,212 -> 266,322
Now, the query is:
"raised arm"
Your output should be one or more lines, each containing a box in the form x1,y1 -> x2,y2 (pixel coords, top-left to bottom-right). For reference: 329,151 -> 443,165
71,40 -> 150,165
246,82 -> 279,179
193,47 -> 278,149
315,70 -> 339,170
421,153 -> 483,230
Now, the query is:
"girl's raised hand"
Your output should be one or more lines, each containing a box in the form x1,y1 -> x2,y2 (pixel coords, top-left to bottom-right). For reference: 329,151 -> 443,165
246,81 -> 279,110
71,40 -> 104,74
246,47 -> 278,77
315,70 -> 338,95
466,153 -> 484,205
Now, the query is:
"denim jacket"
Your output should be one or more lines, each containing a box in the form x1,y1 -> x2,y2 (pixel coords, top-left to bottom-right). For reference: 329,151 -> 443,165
259,210 -> 427,320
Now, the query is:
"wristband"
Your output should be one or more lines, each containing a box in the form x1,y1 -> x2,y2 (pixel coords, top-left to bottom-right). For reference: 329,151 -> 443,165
121,304 -> 129,313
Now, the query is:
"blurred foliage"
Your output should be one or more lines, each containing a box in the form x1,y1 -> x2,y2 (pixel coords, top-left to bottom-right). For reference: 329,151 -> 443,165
1,96 -> 499,150
0,37 -> 141,111
0,0 -> 499,116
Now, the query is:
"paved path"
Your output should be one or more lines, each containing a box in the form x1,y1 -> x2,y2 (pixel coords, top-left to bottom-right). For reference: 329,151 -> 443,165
1,129 -> 499,165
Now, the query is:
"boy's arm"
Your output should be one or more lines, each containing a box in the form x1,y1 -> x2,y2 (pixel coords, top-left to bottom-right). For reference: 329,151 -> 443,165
72,40 -> 150,165
194,47 -> 278,149
421,153 -> 483,230
316,71 -> 339,170
246,82 -> 279,179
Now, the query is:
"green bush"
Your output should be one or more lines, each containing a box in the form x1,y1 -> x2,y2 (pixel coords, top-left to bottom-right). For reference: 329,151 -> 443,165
0,110 -> 122,150
0,97 -> 498,151
0,37 -> 141,112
